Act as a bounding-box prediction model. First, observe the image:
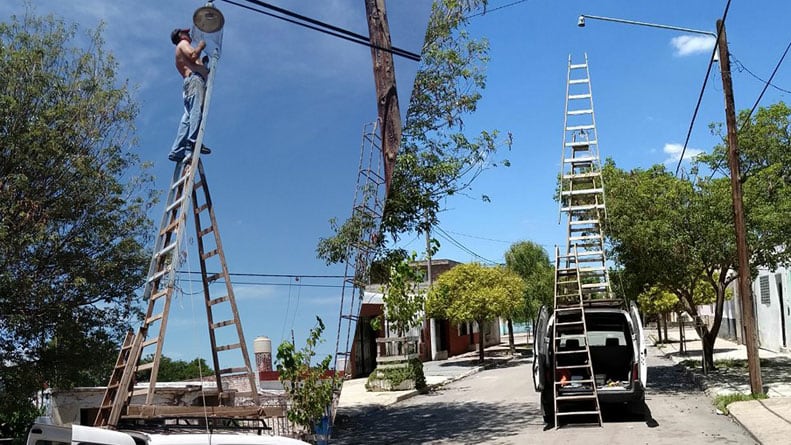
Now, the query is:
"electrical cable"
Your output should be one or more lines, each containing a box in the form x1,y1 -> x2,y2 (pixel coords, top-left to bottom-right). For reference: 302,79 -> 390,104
178,270 -> 345,279
219,0 -> 421,61
674,0 -> 732,177
434,225 -> 499,265
735,40 -> 791,132
733,55 -> 791,95
465,0 -> 530,19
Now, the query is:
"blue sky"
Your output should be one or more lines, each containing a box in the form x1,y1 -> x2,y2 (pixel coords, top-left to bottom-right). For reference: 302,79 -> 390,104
5,1 -> 791,366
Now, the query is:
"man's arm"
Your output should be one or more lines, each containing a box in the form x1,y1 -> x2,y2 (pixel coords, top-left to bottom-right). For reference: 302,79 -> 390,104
177,40 -> 206,62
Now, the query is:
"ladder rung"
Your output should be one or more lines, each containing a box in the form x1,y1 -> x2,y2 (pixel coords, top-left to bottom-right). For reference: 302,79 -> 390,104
218,367 -> 248,375
209,295 -> 230,305
555,350 -> 587,355
561,188 -> 603,196
216,343 -> 241,352
194,203 -> 209,214
194,179 -> 203,189
161,219 -> 180,235
171,174 -> 188,189
566,124 -> 595,132
569,235 -> 601,241
569,78 -> 589,84
555,364 -> 592,370
147,269 -> 168,284
156,242 -> 177,257
342,314 -> 360,321
563,172 -> 601,180
201,249 -> 218,260
576,251 -> 604,258
567,109 -> 593,115
582,282 -> 608,289
556,411 -> 601,416
136,362 -> 154,372
146,313 -> 164,324
207,273 -> 223,283
556,321 -> 583,327
142,338 -> 159,348
564,156 -> 597,163
556,379 -> 594,386
151,288 -> 169,301
166,197 -> 185,213
567,93 -> 591,100
212,320 -> 235,329
569,63 -> 587,70
569,219 -> 599,226
555,307 -> 583,312
565,140 -> 597,147
198,226 -> 214,238
561,204 -> 606,212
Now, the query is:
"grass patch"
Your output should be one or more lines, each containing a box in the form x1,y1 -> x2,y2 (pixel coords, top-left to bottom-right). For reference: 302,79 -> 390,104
714,393 -> 768,414
679,359 -> 701,368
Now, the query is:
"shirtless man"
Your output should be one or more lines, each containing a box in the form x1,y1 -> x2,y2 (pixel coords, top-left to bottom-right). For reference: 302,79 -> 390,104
168,27 -> 211,162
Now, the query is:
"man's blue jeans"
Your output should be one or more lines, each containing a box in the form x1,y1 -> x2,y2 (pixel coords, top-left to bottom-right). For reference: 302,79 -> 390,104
169,73 -> 205,160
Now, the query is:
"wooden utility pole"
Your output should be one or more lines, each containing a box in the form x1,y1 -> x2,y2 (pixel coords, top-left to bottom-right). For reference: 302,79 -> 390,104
717,19 -> 763,394
365,0 -> 402,198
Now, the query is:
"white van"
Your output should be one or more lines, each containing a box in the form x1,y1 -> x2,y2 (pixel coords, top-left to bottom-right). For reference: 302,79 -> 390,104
532,301 -> 647,424
26,420 -> 309,445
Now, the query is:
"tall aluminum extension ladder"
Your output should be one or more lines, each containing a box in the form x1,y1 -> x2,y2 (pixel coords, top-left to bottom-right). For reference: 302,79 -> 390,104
551,54 -> 615,428
333,121 -> 386,383
94,158 -> 260,428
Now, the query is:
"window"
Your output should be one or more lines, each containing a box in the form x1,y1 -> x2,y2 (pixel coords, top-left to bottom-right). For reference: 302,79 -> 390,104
760,275 -> 771,305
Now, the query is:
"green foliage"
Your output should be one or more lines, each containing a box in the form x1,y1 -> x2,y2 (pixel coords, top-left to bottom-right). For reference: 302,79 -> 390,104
316,0 -> 507,268
714,392 -> 767,414
365,358 -> 426,392
637,286 -> 680,316
137,356 -> 214,382
376,252 -> 426,337
427,263 -> 524,324
504,241 -> 553,322
0,11 -> 154,433
276,317 -> 335,432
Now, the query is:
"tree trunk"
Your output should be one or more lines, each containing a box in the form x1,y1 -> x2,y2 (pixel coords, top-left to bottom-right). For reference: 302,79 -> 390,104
701,329 -> 716,373
656,314 -> 663,344
507,318 -> 515,355
477,319 -> 486,363
678,312 -> 685,354
662,312 -> 669,341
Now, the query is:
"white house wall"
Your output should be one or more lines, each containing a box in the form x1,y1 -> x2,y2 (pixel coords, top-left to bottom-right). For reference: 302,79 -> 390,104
753,267 -> 791,352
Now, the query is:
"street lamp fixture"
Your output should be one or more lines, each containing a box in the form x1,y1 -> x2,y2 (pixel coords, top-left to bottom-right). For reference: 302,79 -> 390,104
193,1 -> 225,33
577,14 -> 716,38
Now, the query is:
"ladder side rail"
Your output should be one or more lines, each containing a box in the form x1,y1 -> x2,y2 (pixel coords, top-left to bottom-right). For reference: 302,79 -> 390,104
574,245 -> 603,426
558,55 -> 574,223
108,331 -> 144,427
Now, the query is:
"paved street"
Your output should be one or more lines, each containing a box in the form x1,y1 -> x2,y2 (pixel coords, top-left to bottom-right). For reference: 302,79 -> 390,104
332,345 -> 756,444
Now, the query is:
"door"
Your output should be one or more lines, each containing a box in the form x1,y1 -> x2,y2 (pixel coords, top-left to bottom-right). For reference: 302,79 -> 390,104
532,306 -> 550,391
629,302 -> 647,388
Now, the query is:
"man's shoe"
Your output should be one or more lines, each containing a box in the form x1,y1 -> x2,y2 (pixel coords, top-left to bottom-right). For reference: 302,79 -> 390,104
200,145 -> 211,154
168,152 -> 183,162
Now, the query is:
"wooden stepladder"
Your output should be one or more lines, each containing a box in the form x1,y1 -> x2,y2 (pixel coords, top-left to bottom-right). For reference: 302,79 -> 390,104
95,158 -> 259,428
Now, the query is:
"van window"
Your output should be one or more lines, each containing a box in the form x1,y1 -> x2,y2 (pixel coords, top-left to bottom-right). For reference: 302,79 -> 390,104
587,331 -> 626,346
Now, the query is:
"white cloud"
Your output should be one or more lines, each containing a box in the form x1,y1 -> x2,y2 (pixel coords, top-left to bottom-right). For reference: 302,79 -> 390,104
663,142 -> 702,164
671,35 -> 716,56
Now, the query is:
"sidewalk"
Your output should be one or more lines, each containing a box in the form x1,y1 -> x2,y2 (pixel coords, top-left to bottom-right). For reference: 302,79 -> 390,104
335,333 -> 528,417
649,326 -> 791,445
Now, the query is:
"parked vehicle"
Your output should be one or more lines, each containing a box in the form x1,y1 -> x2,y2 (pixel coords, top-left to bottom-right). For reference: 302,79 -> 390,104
532,301 -> 647,423
26,419 -> 308,445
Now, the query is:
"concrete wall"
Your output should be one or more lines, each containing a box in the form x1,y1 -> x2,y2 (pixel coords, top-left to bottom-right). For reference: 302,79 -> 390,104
753,267 -> 791,351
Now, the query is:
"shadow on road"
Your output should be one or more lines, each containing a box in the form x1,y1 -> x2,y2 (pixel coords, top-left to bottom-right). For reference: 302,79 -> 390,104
332,400 -> 541,444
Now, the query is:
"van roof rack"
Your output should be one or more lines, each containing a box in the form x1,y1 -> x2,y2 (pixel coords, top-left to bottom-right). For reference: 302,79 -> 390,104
118,416 -> 270,434
581,298 -> 626,308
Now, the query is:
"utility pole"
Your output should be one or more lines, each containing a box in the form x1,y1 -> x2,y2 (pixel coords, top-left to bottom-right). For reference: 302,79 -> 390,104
717,19 -> 763,394
365,0 -> 402,198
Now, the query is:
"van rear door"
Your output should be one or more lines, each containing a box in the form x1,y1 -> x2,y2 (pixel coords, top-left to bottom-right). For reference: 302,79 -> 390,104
532,306 -> 550,391
72,425 -> 135,445
628,302 -> 647,388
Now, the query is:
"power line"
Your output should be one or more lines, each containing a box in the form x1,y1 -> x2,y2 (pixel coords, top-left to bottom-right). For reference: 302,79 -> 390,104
733,55 -> 791,95
434,225 -> 499,265
176,278 -> 343,289
734,41 -> 791,132
466,0 -> 530,19
219,0 -> 421,61
177,270 -> 345,279
674,0 -> 732,177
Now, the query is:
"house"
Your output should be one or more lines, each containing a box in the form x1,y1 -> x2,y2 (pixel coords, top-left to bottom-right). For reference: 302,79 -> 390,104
345,259 -> 502,378
703,266 -> 791,352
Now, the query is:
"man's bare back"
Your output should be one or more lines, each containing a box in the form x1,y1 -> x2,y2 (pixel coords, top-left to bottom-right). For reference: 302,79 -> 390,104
175,39 -> 208,79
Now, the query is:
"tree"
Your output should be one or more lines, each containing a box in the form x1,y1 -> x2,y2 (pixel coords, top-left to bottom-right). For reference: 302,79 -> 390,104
276,317 -> 334,440
376,253 -> 426,338
0,12 -> 154,434
138,356 -> 214,382
316,0 -> 508,265
637,286 -> 679,344
426,263 -> 525,363
504,241 -> 553,354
